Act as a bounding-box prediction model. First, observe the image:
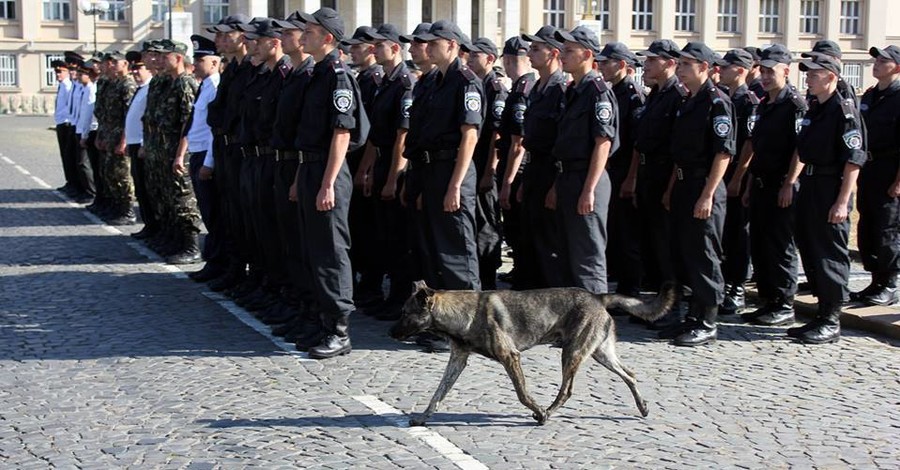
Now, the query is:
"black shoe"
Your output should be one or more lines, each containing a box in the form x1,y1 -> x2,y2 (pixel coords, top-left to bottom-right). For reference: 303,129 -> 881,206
673,326 -> 717,346
73,193 -> 94,204
208,271 -> 244,292
308,335 -> 352,359
261,304 -> 297,325
657,320 -> 695,340
272,316 -> 302,337
850,280 -> 880,302
244,293 -> 280,312
719,284 -> 746,315
130,225 -> 157,240
648,311 -> 682,331
752,307 -> 795,326
189,263 -> 224,283
165,233 -> 201,265
786,320 -> 820,338
861,286 -> 899,306
798,323 -> 841,344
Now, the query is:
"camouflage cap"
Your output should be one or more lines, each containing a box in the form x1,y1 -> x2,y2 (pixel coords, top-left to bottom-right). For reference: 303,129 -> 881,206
104,50 -> 127,61
159,39 -> 189,55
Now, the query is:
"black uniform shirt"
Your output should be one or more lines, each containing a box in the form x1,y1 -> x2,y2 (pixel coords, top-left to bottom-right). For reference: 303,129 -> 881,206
552,70 -> 619,162
255,55 -> 293,145
224,57 -> 256,136
368,61 -> 415,149
731,84 -> 760,153
860,79 -> 900,155
522,69 -> 567,156
207,58 -> 237,130
797,92 -> 867,168
497,72 -> 536,173
238,63 -> 275,145
670,79 -> 736,169
748,77 -> 766,99
473,70 -> 507,167
634,74 -> 688,163
357,64 -> 384,118
608,75 -> 645,171
748,84 -> 807,176
296,49 -> 360,154
271,55 -> 315,150
404,57 -> 484,158
412,67 -> 437,102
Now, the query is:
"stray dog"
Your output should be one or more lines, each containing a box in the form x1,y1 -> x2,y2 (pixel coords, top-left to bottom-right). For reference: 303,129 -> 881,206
389,281 -> 677,426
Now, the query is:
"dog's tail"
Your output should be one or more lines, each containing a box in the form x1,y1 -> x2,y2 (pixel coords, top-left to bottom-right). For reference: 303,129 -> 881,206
602,282 -> 678,322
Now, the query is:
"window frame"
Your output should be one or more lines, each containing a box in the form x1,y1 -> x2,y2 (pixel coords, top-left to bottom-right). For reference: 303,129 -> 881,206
0,0 -> 15,20
758,0 -> 780,34
594,0 -> 611,31
0,53 -> 18,87
839,0 -> 861,35
717,0 -> 739,33
799,0 -> 820,35
632,0 -> 654,32
842,62 -> 863,89
43,0 -> 71,21
675,0 -> 697,33
44,53 -> 66,88
544,0 -> 566,29
151,0 -> 168,22
202,0 -> 230,25
98,0 -> 127,22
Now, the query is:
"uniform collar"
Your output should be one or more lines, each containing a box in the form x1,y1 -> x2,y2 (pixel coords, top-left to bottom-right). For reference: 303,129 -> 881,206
657,74 -> 679,93
385,60 -> 408,82
877,78 -> 900,95
573,69 -> 601,94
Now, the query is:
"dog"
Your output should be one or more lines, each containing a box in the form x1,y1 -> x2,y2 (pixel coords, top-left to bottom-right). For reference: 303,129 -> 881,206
389,281 -> 677,426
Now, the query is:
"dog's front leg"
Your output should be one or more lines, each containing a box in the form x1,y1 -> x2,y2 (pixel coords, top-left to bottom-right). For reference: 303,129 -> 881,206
498,351 -> 547,425
409,348 -> 470,426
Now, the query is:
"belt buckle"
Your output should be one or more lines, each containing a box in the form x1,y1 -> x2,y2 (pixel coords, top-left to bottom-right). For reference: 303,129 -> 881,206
275,150 -> 282,161
866,151 -> 873,161
422,151 -> 431,164
297,151 -> 305,163
805,165 -> 814,176
639,153 -> 646,165
554,161 -> 563,173
755,177 -> 764,189
676,167 -> 684,180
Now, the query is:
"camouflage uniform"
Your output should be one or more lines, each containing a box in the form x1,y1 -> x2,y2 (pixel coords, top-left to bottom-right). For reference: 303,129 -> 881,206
92,76 -> 110,204
98,74 -> 137,210
141,74 -> 172,230
157,72 -> 201,234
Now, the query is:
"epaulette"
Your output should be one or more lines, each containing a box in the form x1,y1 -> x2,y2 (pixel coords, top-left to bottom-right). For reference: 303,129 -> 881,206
278,61 -> 291,79
747,91 -> 760,106
839,98 -> 857,121
330,59 -> 346,73
708,82 -> 728,104
459,65 -> 478,82
372,70 -> 383,87
400,73 -> 413,90
516,75 -> 536,96
674,81 -> 689,97
591,76 -> 609,93
491,77 -> 503,92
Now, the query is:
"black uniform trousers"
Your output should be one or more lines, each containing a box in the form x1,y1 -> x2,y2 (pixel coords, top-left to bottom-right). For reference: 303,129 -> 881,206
748,175 -> 798,302
670,175 -> 726,308
474,168 -> 502,290
636,161 -> 675,287
223,139 -> 251,270
607,165 -> 642,295
417,158 -> 481,291
372,151 -> 413,302
501,178 -> 524,287
56,124 -> 80,191
273,156 -> 315,304
252,152 -> 290,288
210,134 -> 239,270
403,166 -> 436,286
347,148 -> 382,299
518,156 -> 565,288
128,143 -> 153,226
555,167 -> 611,294
76,132 -> 98,197
296,159 -> 355,323
188,150 -> 224,267
794,174 -> 851,306
722,169 -> 751,287
857,157 -> 900,277
238,148 -> 263,277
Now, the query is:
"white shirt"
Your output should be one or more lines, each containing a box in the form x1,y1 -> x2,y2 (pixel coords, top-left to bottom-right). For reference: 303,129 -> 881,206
54,78 -> 73,125
125,79 -> 150,145
75,81 -> 97,136
186,73 -> 219,168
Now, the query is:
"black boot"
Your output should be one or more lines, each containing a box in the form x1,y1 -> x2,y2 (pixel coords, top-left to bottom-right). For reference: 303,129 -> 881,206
751,296 -> 795,326
673,305 -> 717,347
849,273 -> 882,302
189,262 -> 225,282
798,304 -> 841,344
719,283 -> 745,315
309,313 -> 352,359
861,274 -> 899,306
107,203 -> 137,226
166,232 -> 201,265
293,302 -> 326,350
131,223 -> 159,240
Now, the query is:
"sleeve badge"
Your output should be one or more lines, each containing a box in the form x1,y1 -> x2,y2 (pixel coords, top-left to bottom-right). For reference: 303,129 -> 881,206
401,98 -> 413,119
842,129 -> 863,150
595,101 -> 613,124
465,91 -> 481,113
713,115 -> 732,138
333,89 -> 353,113
513,103 -> 527,123
493,99 -> 506,119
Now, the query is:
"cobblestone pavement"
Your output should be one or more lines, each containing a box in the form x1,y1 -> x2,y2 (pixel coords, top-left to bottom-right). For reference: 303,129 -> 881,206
1,116 -> 899,469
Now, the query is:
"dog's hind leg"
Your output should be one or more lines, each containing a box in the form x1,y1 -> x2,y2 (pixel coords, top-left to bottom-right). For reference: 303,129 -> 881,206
592,339 -> 649,417
543,347 -> 586,420
497,350 -> 547,425
409,348 -> 470,426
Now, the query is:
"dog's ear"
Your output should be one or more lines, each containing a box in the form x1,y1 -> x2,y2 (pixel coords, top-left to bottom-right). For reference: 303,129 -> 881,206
413,280 -> 429,292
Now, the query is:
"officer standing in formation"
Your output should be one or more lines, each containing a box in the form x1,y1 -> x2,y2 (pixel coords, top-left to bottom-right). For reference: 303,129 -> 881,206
52,12 -> 900,351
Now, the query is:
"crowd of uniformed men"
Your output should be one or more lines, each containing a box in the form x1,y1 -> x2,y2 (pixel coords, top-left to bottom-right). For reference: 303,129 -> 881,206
50,8 -> 900,359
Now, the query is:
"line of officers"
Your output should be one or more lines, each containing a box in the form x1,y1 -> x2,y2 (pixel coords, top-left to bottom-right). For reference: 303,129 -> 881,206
54,7 -> 900,358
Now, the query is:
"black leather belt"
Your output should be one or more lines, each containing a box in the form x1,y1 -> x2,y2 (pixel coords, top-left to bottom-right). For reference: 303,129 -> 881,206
223,134 -> 239,146
754,174 -> 786,189
298,152 -> 325,164
639,153 -> 672,165
675,166 -> 708,180
275,149 -> 300,161
555,159 -> 590,173
867,149 -> 900,161
418,149 -> 457,163
802,164 -> 841,177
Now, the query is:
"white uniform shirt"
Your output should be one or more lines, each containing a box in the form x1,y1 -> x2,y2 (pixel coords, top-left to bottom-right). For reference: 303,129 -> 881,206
185,73 -> 219,168
125,79 -> 150,145
75,81 -> 98,136
54,78 -> 73,125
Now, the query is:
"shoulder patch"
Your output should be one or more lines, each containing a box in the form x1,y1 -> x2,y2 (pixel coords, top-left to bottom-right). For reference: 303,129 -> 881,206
842,129 -> 863,150
592,76 -> 609,93
675,82 -> 689,97
333,89 -> 353,113
464,91 -> 481,112
713,115 -> 732,138
513,102 -> 527,123
401,97 -> 413,119
401,73 -> 413,90
595,100 -> 613,124
459,66 -> 478,82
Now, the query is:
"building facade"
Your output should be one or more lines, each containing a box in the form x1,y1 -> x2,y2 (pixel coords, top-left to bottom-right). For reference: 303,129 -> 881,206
1,0 -> 898,113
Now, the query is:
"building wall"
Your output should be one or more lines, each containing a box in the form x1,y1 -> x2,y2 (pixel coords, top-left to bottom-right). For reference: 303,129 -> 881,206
1,0 -> 897,113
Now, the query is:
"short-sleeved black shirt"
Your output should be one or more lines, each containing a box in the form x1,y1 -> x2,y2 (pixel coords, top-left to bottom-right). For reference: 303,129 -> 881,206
552,70 -> 619,162
748,84 -> 807,176
608,75 -> 645,171
634,74 -> 687,163
207,58 -> 237,130
473,70 -> 507,169
254,55 -> 292,145
496,72 -> 536,174
357,64 -> 384,118
731,84 -> 760,154
224,58 -> 256,136
271,55 -> 315,150
368,61 -> 415,149
670,79 -> 736,170
523,70 -> 566,158
404,58 -> 484,158
797,92 -> 867,168
860,79 -> 900,155
295,49 -> 360,154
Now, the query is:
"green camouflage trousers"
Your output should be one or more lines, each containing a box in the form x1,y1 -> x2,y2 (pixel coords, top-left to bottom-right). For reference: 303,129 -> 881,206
151,132 -> 201,234
102,149 -> 134,205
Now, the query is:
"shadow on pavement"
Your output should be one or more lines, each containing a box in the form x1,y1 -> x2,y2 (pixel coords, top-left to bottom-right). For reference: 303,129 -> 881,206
0,207 -> 98,228
196,412 -> 542,429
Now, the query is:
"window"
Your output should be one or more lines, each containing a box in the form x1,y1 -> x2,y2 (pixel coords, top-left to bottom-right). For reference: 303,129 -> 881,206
718,0 -> 739,33
759,0 -> 780,33
842,63 -> 862,89
798,70 -> 808,90
422,0 -> 431,22
0,54 -> 17,87
152,0 -> 167,22
99,0 -> 126,22
632,0 -> 653,31
675,0 -> 696,32
544,0 -> 565,28
321,0 -> 337,8
373,0 -> 384,27
0,0 -> 15,19
44,54 -> 65,88
799,0 -> 820,34
43,0 -> 71,21
594,0 -> 611,31
631,66 -> 645,88
203,0 -> 229,24
840,0 -> 861,35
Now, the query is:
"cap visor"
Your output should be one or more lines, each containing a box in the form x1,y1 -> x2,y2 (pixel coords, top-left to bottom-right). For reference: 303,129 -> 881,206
297,11 -> 319,25
272,19 -> 302,30
758,59 -> 784,68
398,34 -> 415,43
413,33 -> 439,43
553,30 -> 576,43
521,33 -> 541,42
362,32 -> 387,42
342,38 -> 364,45
243,32 -> 260,40
869,46 -> 888,59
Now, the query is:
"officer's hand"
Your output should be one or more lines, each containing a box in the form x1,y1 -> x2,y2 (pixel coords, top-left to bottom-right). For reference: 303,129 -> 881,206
199,165 -> 213,181
741,187 -> 751,208
138,147 -> 145,159
661,190 -> 671,212
889,180 -> 900,198
777,184 -> 794,208
544,185 -> 557,210
317,185 -> 335,211
381,178 -> 397,201
354,167 -> 368,188
80,138 -> 88,148
693,195 -> 713,220
172,157 -> 185,176
620,176 -> 636,199
726,178 -> 742,198
516,183 -> 524,203
499,183 -> 512,210
828,201 -> 849,224
578,190 -> 594,216
288,181 -> 298,202
95,139 -> 105,151
115,141 -> 126,157
478,173 -> 494,194
443,186 -> 461,212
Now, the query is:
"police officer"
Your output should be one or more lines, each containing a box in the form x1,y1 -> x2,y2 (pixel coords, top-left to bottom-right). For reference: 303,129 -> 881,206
667,42 -> 736,347
735,45 -> 806,327
743,46 -> 766,99
718,48 -> 759,316
518,25 -> 566,289
801,40 -> 858,105
404,20 -> 483,293
126,46 -> 156,243
632,39 -> 686,329
596,41 -> 644,299
791,53 -> 867,344
549,26 -> 618,294
462,36 -> 505,290
292,7 -> 367,359
852,45 -> 900,306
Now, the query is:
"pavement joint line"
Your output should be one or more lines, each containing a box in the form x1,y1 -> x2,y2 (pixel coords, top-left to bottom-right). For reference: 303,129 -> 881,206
13,164 -> 31,176
30,175 -> 51,189
352,395 -> 489,470
0,155 -> 13,164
